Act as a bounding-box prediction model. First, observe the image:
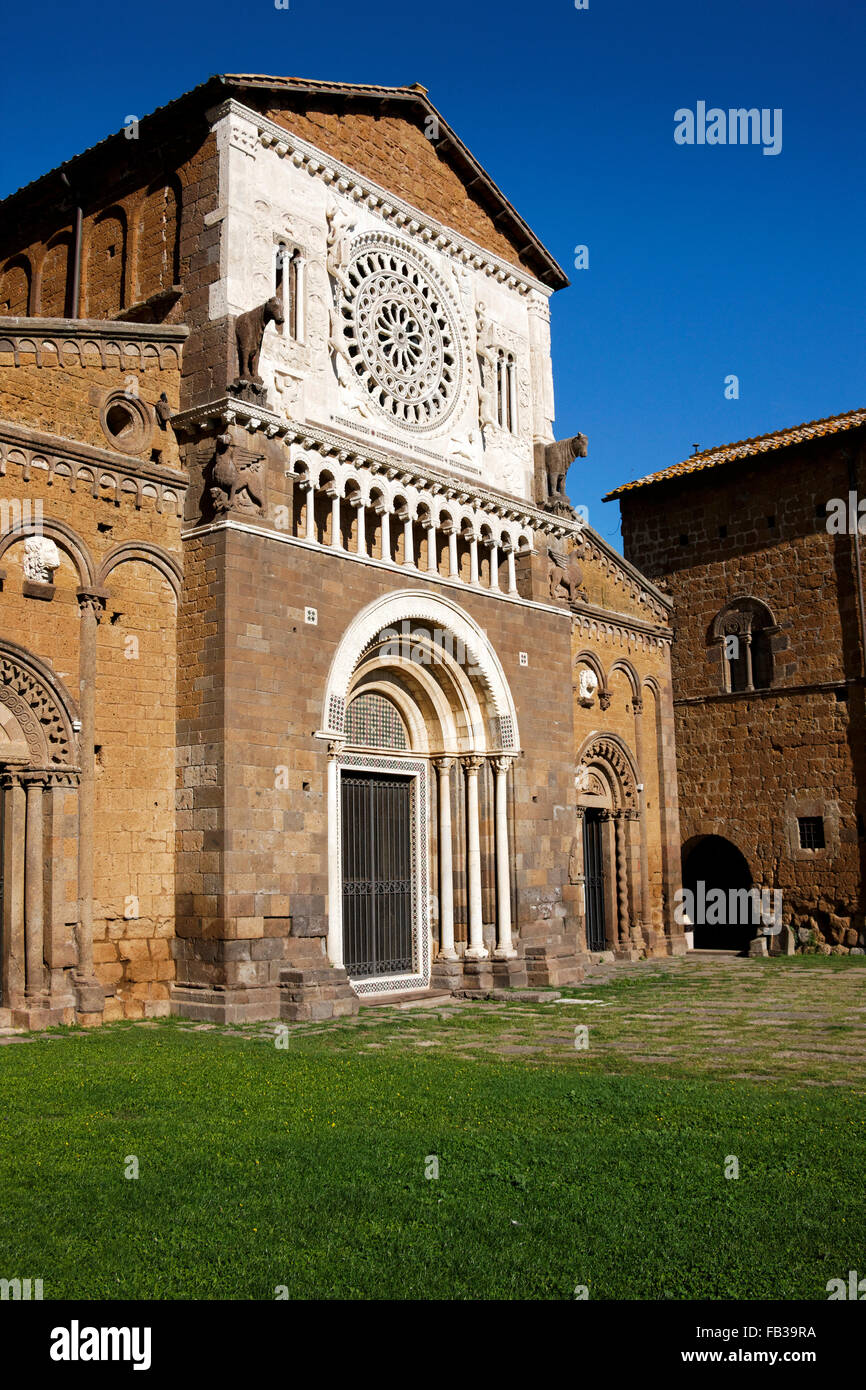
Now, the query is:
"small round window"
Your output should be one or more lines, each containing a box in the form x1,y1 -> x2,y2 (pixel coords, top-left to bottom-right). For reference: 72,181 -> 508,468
99,390 -> 152,455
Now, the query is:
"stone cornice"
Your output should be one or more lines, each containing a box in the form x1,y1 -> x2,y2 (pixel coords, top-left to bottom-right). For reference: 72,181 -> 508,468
0,317 -> 187,369
0,420 -> 188,514
675,679 -> 851,707
209,98 -> 554,301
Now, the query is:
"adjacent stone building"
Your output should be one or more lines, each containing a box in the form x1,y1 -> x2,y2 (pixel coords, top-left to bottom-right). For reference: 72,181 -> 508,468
606,409 -> 866,954
0,74 -> 684,1029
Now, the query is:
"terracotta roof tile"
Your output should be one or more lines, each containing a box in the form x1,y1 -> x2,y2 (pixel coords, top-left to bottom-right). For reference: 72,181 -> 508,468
603,405 -> 866,500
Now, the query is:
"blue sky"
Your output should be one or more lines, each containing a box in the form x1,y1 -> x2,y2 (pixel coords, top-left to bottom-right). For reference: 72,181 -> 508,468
2,0 -> 864,550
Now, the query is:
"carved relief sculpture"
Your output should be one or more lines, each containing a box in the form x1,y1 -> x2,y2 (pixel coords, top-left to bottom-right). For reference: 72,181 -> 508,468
548,543 -> 587,605
209,434 -> 265,515
578,668 -> 599,705
23,536 -> 61,584
475,301 -> 498,435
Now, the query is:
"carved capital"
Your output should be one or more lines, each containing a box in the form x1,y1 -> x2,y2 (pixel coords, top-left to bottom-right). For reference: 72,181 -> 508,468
327,740 -> 345,760
461,755 -> 485,775
632,695 -> 643,714
598,692 -> 612,711
434,756 -> 455,774
76,587 -> 108,620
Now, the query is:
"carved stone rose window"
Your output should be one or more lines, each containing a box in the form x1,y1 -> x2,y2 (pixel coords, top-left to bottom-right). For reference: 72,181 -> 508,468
336,238 -> 464,431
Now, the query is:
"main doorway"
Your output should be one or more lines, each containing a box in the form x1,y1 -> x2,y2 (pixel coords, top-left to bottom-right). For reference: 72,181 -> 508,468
341,771 -> 414,978
583,809 -> 607,951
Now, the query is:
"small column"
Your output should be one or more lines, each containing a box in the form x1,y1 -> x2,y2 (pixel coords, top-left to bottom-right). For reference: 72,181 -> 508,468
375,503 -> 391,562
462,755 -> 488,959
351,497 -> 367,557
424,520 -> 438,575
613,809 -> 630,951
505,543 -> 517,594
303,480 -> 316,542
329,488 -> 342,549
435,758 -> 457,960
447,526 -> 459,578
402,512 -> 415,567
492,756 -> 515,958
23,773 -> 46,996
743,633 -> 754,692
489,541 -> 500,590
75,588 -> 106,1012
632,695 -> 653,939
327,741 -> 344,969
292,251 -> 305,342
469,534 -> 479,585
572,805 -> 588,953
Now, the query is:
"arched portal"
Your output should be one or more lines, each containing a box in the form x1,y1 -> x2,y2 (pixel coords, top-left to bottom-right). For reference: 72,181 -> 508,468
575,733 -> 643,956
0,641 -> 79,1010
681,835 -> 754,951
321,591 -> 520,996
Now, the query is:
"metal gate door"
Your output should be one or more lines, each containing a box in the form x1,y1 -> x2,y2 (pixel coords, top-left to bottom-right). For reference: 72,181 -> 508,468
341,772 -> 414,978
583,810 -> 607,951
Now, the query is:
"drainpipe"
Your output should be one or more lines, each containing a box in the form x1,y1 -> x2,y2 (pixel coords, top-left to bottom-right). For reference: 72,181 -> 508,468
60,172 -> 83,318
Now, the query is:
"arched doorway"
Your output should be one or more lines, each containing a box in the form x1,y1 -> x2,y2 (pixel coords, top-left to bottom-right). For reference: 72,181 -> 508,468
0,641 -> 79,1012
681,835 -> 754,951
321,591 -> 521,996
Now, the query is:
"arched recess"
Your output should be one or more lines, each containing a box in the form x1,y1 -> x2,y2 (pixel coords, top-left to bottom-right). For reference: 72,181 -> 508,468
608,658 -> 640,701
0,256 -> 32,316
137,179 -> 181,302
0,639 -> 80,1009
97,542 -> 182,603
322,590 -> 520,752
321,590 -> 521,997
86,207 -> 127,317
0,517 -> 96,588
573,649 -> 607,703
38,234 -> 73,317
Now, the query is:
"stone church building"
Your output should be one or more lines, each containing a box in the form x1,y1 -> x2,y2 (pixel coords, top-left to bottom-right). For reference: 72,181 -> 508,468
0,74 -> 684,1029
607,409 -> 866,955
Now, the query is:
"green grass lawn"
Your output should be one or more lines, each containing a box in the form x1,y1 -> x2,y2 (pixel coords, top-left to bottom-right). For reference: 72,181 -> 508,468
1,957 -> 864,1300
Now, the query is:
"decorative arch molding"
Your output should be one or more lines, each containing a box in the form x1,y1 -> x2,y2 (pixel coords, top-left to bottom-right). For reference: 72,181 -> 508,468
608,658 -> 640,699
710,594 -> 779,643
573,649 -> 607,690
321,589 -> 520,752
0,516 -> 96,587
97,542 -> 182,603
0,638 -> 78,767
576,731 -> 640,811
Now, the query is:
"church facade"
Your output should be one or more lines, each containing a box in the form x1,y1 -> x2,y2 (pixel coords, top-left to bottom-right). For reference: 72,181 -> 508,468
0,75 -> 684,1029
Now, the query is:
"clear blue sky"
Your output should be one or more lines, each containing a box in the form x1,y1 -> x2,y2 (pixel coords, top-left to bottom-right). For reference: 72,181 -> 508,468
2,0 -> 864,550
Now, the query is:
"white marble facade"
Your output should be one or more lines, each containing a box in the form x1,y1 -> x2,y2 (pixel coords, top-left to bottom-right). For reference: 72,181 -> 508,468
207,99 -> 557,506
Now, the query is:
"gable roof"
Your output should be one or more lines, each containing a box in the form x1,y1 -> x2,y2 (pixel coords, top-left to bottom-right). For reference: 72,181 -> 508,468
0,73 -> 567,291
603,405 -> 866,501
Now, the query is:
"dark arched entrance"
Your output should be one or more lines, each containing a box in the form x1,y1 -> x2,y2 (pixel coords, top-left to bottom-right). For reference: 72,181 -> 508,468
681,835 -> 754,952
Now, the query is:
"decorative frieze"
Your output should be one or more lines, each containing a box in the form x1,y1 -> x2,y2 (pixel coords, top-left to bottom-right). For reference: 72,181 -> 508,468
0,424 -> 187,517
0,318 -> 187,371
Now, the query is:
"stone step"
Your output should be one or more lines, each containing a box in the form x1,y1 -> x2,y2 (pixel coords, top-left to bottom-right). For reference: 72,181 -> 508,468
358,989 -> 454,1010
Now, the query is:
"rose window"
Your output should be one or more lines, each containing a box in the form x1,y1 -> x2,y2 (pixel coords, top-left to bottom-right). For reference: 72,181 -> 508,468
337,243 -> 463,430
